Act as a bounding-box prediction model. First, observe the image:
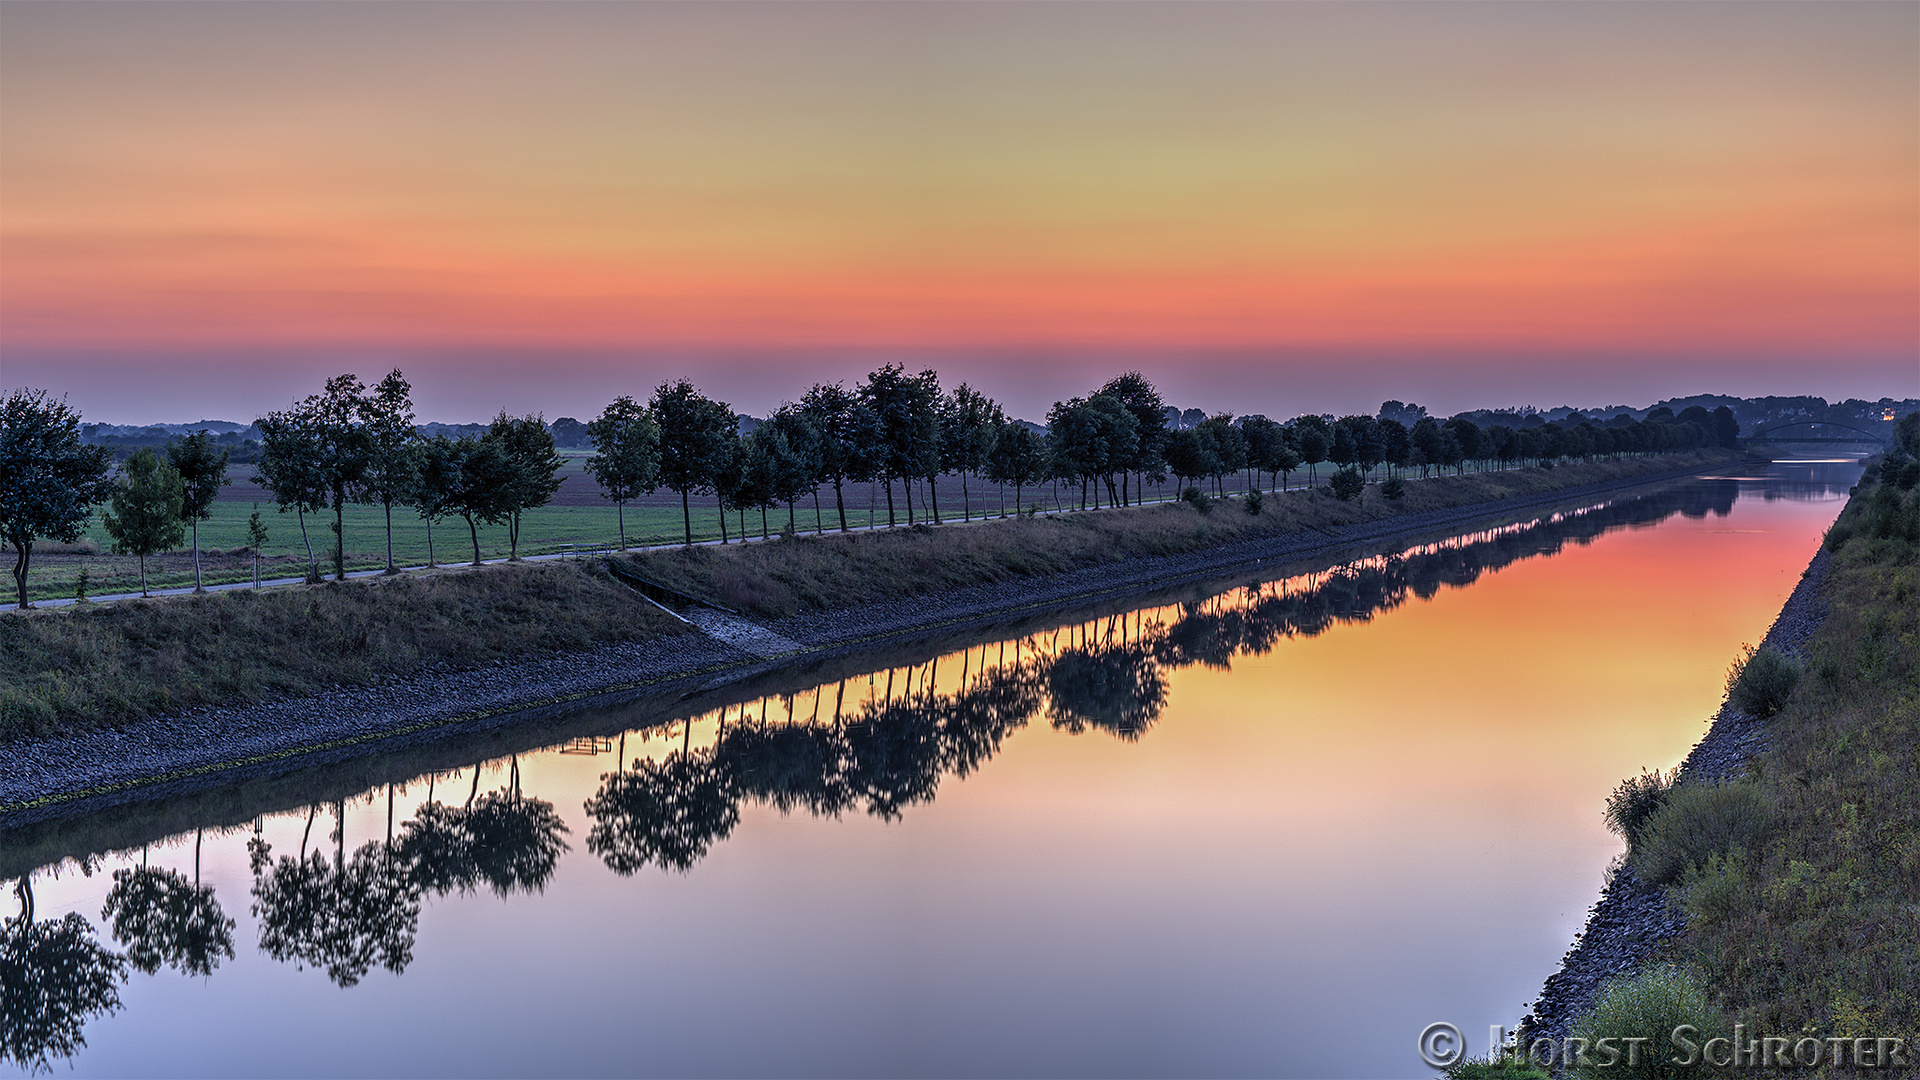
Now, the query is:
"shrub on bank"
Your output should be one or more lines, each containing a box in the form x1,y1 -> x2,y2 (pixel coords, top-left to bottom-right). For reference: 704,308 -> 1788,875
1604,768 -> 1674,851
1329,467 -> 1366,501
1724,643 -> 1801,718
1568,965 -> 1726,1080
1629,780 -> 1774,889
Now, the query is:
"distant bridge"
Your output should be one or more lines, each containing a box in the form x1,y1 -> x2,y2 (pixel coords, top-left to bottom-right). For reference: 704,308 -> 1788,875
1747,421 -> 1889,447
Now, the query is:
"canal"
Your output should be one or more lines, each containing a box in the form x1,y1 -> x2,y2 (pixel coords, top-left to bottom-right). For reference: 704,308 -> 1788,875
0,461 -> 1859,1078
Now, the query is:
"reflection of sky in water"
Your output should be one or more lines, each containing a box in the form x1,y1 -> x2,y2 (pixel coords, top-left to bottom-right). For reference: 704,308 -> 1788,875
5,464 -> 1856,1079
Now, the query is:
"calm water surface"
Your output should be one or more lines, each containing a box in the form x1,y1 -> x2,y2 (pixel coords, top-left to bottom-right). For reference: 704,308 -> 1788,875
2,462 -> 1859,1079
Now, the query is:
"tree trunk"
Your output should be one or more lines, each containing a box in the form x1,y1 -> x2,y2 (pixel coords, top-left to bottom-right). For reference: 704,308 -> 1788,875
297,506 -> 316,580
384,501 -> 397,572
718,496 -> 729,544
680,488 -> 693,546
466,511 -> 483,566
191,517 -> 204,591
334,499 -> 346,580
904,477 -> 915,525
961,471 -> 971,521
425,517 -> 436,567
813,486 -> 824,533
832,479 -> 846,532
509,511 -> 521,560
885,478 -> 896,527
138,552 -> 149,597
12,539 -> 29,610
928,474 -> 940,523
761,506 -> 770,539
617,501 -> 627,550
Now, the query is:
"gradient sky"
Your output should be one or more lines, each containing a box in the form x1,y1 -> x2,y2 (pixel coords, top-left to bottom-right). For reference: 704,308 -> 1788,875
3,1 -> 1915,424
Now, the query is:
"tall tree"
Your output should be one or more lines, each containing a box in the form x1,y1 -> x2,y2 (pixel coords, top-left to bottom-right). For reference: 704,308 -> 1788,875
585,395 -> 661,551
405,436 -> 462,568
102,450 -> 185,598
0,389 -> 115,609
764,405 -> 824,533
1291,416 -> 1331,484
941,384 -> 1003,521
1097,372 -> 1169,505
359,370 -> 417,574
445,436 -> 516,566
861,364 -> 941,526
254,407 -> 329,583
650,379 -> 738,546
165,430 -> 230,593
984,420 -> 1046,515
484,413 -> 565,560
799,383 -> 879,533
1197,414 -> 1246,495
306,375 -> 374,580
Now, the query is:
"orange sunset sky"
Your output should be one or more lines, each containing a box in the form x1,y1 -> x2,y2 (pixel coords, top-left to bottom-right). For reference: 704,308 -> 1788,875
2,1 -> 1915,424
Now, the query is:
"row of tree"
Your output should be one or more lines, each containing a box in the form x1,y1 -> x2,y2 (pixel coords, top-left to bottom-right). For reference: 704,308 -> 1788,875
2,373 -> 1739,607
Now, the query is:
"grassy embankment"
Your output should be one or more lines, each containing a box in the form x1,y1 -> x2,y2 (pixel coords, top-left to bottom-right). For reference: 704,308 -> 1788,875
1544,423 -> 1918,1079
0,450 -> 1727,744
0,562 -> 691,741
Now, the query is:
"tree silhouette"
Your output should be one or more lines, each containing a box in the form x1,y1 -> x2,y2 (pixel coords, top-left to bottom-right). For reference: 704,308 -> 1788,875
359,369 -> 417,573
1097,372 -> 1170,505
715,721 -> 853,815
251,842 -> 421,988
586,395 -> 662,550
484,412 -> 565,560
1,389 -> 116,610
585,751 -> 741,873
462,788 -> 571,897
652,379 -> 738,546
254,404 -> 330,582
799,382 -> 881,532
1,877 -> 128,1074
1046,645 -> 1169,741
99,866 -> 234,977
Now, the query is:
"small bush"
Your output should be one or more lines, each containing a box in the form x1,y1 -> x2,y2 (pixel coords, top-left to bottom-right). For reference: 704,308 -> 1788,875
1725,643 -> 1800,718
1569,965 -> 1726,1080
1604,768 -> 1674,849
1180,486 -> 1214,514
1244,488 -> 1265,515
1329,468 -> 1365,501
1630,780 -> 1774,888
1381,477 -> 1406,501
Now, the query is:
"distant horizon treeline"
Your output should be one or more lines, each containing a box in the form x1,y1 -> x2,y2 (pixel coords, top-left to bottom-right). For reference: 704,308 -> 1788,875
64,390 -> 1920,463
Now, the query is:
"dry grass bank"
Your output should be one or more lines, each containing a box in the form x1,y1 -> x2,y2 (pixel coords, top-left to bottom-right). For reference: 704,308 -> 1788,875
621,452 -> 1732,617
0,562 -> 689,741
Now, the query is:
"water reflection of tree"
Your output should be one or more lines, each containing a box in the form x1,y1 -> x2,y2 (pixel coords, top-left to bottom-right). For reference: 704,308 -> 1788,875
586,751 -> 741,873
99,866 -> 234,977
251,805 -> 421,988
1,876 -> 128,1074
1046,645 -> 1167,742
399,760 -> 572,898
